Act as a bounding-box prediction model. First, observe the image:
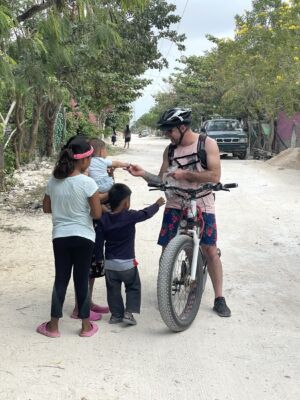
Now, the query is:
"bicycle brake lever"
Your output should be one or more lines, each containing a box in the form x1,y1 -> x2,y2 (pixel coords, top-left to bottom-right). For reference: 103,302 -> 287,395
147,183 -> 162,188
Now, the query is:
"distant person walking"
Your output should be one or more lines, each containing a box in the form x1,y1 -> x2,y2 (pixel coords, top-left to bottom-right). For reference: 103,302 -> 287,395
111,127 -> 117,146
123,124 -> 131,149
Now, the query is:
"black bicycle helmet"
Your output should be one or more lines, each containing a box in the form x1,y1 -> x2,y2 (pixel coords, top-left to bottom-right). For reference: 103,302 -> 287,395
157,107 -> 192,130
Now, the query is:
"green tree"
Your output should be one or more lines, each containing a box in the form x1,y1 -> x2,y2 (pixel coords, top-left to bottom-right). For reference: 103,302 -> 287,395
0,0 -> 185,189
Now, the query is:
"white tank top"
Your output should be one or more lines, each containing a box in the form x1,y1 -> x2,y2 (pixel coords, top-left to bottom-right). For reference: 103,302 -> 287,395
163,140 -> 215,214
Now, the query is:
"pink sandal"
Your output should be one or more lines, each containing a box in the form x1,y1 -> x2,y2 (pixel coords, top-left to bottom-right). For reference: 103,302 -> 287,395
36,322 -> 60,338
79,321 -> 98,337
90,304 -> 109,314
71,310 -> 102,321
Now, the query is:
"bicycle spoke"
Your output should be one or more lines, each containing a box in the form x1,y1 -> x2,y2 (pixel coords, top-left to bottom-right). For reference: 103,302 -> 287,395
171,249 -> 195,318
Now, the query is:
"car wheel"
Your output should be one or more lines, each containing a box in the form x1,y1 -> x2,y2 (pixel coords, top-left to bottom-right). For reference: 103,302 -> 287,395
237,151 -> 247,160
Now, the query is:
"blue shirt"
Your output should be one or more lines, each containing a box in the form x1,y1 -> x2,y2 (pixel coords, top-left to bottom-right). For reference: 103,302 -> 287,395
45,174 -> 98,242
100,204 -> 159,263
88,157 -> 113,192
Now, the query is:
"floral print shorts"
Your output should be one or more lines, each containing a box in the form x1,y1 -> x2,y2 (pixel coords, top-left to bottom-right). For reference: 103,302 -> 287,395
157,208 -> 217,247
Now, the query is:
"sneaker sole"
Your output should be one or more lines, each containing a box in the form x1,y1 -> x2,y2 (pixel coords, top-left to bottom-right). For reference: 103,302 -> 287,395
123,318 -> 137,325
109,319 -> 123,324
213,308 -> 231,317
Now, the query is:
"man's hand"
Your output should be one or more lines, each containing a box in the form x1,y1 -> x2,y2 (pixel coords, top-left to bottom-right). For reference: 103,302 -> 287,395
127,164 -> 145,177
156,197 -> 166,207
167,169 -> 187,181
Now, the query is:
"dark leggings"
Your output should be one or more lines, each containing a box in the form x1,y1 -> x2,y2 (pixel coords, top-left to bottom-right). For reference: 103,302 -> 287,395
51,236 -> 94,319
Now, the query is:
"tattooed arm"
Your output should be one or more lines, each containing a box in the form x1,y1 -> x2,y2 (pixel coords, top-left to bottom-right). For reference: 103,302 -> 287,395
127,147 -> 169,185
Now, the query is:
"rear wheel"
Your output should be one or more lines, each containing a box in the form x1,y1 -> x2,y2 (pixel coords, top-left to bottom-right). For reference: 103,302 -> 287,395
157,235 -> 204,332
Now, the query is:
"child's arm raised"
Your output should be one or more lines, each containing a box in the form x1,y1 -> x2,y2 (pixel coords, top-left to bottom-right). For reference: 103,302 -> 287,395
155,197 -> 166,207
128,197 -> 166,224
111,160 -> 130,169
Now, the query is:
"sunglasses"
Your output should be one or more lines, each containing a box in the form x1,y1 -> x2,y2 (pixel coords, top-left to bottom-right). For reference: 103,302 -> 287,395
163,128 -> 175,135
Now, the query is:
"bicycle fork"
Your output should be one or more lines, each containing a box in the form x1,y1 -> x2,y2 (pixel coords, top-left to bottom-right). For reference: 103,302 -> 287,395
188,199 -> 199,282
188,228 -> 199,282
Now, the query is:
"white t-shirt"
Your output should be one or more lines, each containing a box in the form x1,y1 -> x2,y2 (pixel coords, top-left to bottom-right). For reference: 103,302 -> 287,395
45,174 -> 98,242
88,157 -> 113,192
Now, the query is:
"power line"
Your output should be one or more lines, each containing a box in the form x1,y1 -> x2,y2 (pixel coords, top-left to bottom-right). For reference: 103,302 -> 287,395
150,0 -> 190,94
165,0 -> 190,60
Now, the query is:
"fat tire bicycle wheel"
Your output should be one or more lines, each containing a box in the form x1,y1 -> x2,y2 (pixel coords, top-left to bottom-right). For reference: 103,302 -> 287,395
157,235 -> 205,332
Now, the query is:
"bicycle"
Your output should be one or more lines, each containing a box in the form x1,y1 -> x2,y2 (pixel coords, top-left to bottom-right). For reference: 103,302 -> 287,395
148,182 -> 238,332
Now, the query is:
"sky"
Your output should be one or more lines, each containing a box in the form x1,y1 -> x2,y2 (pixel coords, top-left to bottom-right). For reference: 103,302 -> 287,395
131,0 -> 253,122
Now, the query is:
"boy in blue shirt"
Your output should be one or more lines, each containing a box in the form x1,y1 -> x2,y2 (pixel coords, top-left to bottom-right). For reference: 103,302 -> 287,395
100,183 -> 165,325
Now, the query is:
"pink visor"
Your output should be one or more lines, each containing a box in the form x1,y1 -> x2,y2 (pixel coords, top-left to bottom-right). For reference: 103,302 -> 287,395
73,146 -> 94,160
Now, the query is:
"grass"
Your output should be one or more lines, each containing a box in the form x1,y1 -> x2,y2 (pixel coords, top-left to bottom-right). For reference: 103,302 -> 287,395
0,225 -> 31,233
10,184 -> 45,211
106,143 -> 125,156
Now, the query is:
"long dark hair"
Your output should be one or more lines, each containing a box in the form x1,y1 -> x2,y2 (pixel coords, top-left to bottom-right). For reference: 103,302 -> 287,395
53,135 -> 91,179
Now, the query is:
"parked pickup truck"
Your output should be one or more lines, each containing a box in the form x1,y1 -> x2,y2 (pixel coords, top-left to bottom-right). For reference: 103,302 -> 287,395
202,118 -> 248,159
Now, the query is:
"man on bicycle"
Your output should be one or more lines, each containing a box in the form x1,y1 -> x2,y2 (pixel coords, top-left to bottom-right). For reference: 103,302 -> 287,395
128,107 -> 231,317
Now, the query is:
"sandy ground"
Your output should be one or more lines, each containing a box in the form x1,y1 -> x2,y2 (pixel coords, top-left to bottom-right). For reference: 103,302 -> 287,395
0,135 -> 300,400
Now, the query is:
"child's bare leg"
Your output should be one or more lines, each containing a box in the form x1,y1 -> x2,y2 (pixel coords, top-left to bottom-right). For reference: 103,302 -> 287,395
47,317 -> 59,332
89,277 -> 110,314
89,277 -> 96,307
81,318 -> 93,334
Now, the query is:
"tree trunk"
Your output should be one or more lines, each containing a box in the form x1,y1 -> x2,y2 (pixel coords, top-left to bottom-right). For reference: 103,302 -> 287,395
13,138 -> 20,169
15,98 -> 26,164
28,97 -> 44,159
0,100 -> 16,190
0,143 -> 5,191
267,118 -> 275,152
44,101 -> 59,157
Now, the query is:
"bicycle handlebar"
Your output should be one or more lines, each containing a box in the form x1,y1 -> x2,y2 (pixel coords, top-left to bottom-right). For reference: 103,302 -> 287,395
222,183 -> 238,189
148,182 -> 238,194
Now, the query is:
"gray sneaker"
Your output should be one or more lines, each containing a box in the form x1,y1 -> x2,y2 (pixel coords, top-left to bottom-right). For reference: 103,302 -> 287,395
123,312 -> 137,325
213,297 -> 231,317
109,315 -> 123,324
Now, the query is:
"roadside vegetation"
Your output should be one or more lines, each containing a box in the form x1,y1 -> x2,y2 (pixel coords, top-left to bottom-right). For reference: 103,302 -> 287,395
134,0 -> 300,152
0,0 -> 185,189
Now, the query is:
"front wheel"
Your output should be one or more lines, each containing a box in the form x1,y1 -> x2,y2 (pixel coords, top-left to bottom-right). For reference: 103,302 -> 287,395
157,235 -> 204,332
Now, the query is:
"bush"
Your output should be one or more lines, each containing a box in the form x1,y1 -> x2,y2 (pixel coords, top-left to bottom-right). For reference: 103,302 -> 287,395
4,144 -> 15,176
65,113 -> 102,140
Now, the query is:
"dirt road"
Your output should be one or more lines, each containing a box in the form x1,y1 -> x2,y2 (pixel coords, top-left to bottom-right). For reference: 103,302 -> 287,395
0,135 -> 299,400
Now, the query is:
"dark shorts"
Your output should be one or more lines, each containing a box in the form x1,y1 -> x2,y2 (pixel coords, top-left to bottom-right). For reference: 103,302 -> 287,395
157,208 -> 217,247
125,137 -> 131,143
